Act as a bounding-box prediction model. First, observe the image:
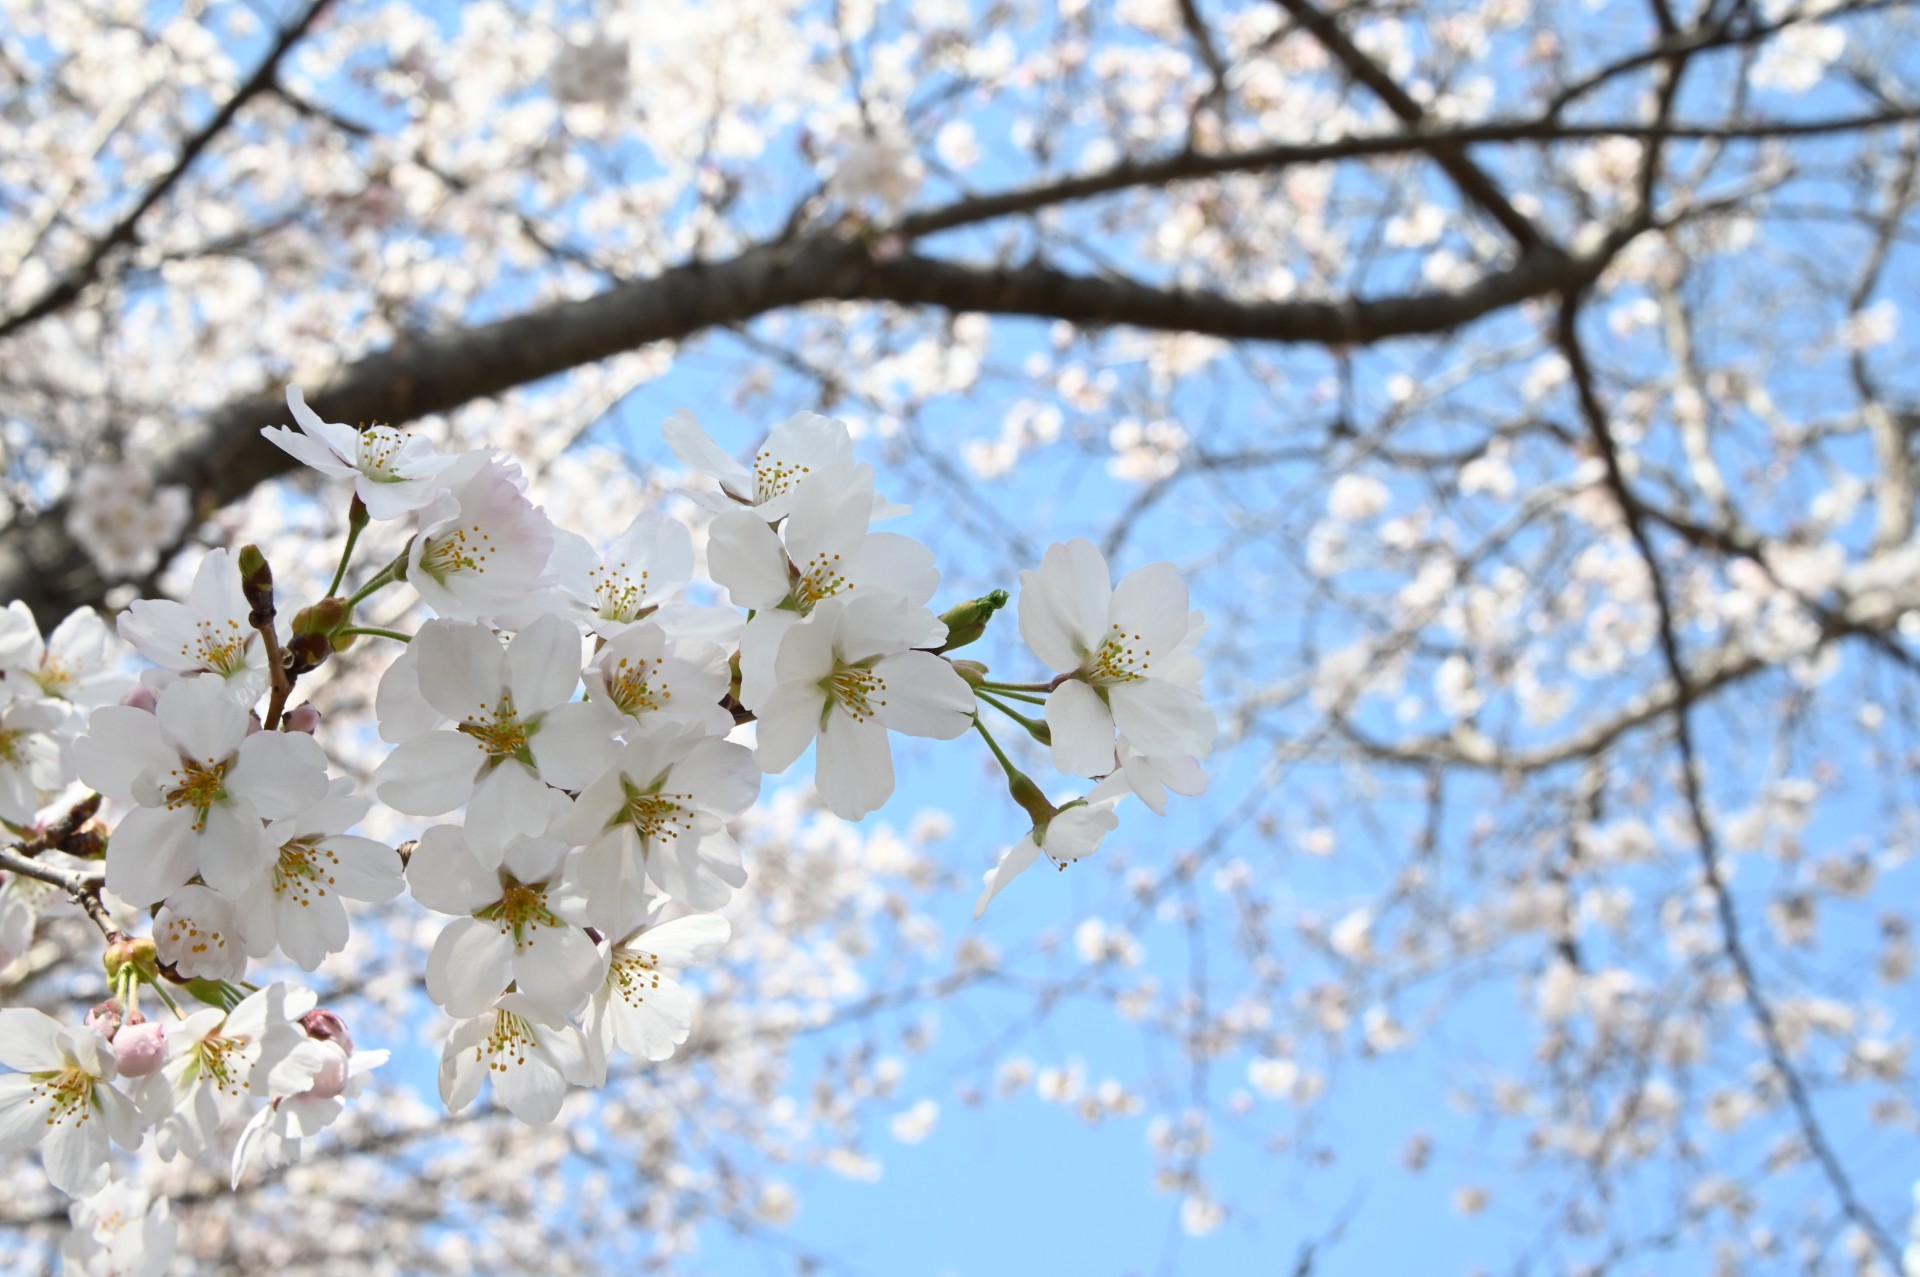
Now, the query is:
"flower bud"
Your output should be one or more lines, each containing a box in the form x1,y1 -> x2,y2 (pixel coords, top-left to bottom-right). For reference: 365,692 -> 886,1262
84,998 -> 136,1039
301,1008 -> 356,1056
113,1020 -> 167,1077
119,685 -> 157,713
103,936 -> 158,982
282,703 -> 322,734
935,590 -> 1009,653
236,544 -> 274,625
289,631 -> 334,670
246,710 -> 264,736
1005,769 -> 1056,830
951,660 -> 989,689
291,597 -> 349,636
305,1043 -> 350,1099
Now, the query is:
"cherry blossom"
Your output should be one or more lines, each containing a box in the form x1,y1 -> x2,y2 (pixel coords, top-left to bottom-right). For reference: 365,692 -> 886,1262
75,677 -> 329,905
373,614 -> 609,865
262,385 -> 462,519
137,984 -> 314,1164
752,594 -> 974,820
584,912 -> 730,1067
1019,539 -> 1215,777
404,453 -> 557,622
115,549 -> 269,705
0,696 -> 67,824
439,994 -> 594,1126
59,1180 -> 175,1277
231,1009 -> 387,1186
63,461 -> 190,582
408,822 -> 605,1018
973,798 -> 1122,919
237,778 -> 404,970
664,409 -> 855,521
581,623 -> 735,740
545,511 -> 695,639
0,1008 -> 141,1196
553,730 -> 758,923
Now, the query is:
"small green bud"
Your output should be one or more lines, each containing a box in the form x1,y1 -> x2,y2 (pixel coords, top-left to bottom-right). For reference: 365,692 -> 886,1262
1005,770 -> 1055,830
291,597 -> 350,636
289,630 -> 334,671
104,936 -> 158,981
935,590 -> 1010,653
236,544 -> 274,624
951,659 -> 989,689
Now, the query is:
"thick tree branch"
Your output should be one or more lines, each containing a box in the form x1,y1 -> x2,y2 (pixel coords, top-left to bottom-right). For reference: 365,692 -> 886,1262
0,221 -> 1641,625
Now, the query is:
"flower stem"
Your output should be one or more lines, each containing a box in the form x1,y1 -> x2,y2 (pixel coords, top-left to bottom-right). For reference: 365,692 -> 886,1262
336,626 -> 412,644
346,555 -> 404,608
972,715 -> 1021,782
976,684 -> 1048,705
976,690 -> 1051,744
326,496 -> 369,597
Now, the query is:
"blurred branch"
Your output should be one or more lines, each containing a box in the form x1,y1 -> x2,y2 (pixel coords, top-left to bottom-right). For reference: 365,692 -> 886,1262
0,0 -> 335,341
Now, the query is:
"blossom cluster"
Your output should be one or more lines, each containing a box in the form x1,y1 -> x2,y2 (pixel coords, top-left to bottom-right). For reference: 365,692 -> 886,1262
0,389 -> 1214,1213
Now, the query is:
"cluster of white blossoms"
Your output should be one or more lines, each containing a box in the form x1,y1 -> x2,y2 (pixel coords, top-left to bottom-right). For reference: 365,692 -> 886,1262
0,388 -> 1214,1210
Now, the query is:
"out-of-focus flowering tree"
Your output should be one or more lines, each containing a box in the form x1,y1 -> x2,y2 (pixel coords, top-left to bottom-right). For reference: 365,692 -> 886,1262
2,0 -> 1920,1272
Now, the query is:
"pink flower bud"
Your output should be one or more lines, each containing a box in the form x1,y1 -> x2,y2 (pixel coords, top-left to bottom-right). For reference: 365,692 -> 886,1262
246,711 -> 264,735
113,1020 -> 167,1077
301,1008 -> 355,1056
119,685 -> 157,713
305,1043 -> 349,1099
84,998 -> 135,1039
283,704 -> 322,734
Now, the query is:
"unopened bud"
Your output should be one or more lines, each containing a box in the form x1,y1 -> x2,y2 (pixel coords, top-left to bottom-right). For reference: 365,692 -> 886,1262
283,704 -> 322,734
348,492 -> 369,530
1005,770 -> 1056,830
289,630 -> 334,670
301,1007 -> 356,1056
236,544 -> 274,625
103,936 -> 158,981
119,685 -> 157,713
305,1044 -> 350,1099
291,597 -> 349,636
113,1020 -> 167,1077
935,590 -> 1010,653
84,998 -> 135,1039
951,660 -> 989,689
246,710 -> 264,736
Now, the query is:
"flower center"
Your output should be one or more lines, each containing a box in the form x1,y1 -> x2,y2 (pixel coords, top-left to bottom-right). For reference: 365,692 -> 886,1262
481,879 -> 564,947
478,1009 -> 536,1072
794,551 -> 851,611
273,836 -> 339,908
357,424 -> 412,480
618,781 -> 696,843
0,728 -> 22,765
159,906 -> 235,966
603,654 -> 668,717
588,560 -> 652,622
1084,625 -> 1150,685
823,664 -> 887,723
30,1066 -> 96,1129
456,697 -> 531,763
192,1034 -> 248,1098
752,453 -> 812,506
188,618 -> 253,678
609,950 -> 662,1008
419,521 -> 499,583
164,756 -> 231,830
32,659 -> 74,698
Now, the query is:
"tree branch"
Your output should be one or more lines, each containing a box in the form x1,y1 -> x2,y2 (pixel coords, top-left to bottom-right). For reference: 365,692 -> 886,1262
0,0 -> 335,341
